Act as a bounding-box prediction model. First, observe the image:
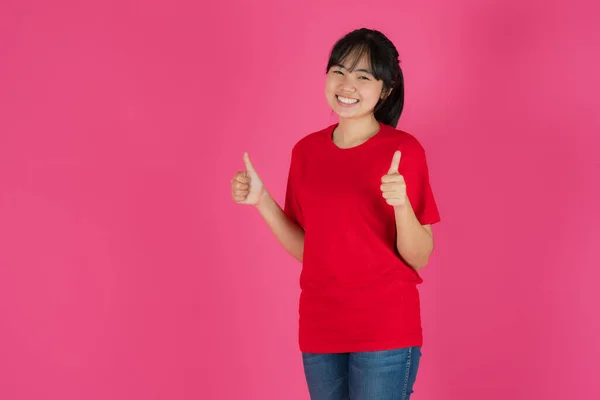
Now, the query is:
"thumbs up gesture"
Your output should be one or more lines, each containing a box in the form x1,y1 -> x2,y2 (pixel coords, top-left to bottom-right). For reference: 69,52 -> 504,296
381,151 -> 407,207
231,152 -> 266,206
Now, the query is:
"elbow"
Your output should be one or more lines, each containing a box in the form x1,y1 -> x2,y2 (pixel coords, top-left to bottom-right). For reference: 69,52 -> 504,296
403,236 -> 435,271
411,254 -> 430,271
398,246 -> 434,271
286,249 -> 302,263
286,246 -> 303,263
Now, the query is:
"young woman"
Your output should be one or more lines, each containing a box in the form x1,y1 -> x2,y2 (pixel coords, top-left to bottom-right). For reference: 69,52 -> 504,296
231,28 -> 440,400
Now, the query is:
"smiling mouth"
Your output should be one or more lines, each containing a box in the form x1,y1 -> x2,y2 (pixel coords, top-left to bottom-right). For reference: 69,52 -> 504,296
336,95 -> 359,105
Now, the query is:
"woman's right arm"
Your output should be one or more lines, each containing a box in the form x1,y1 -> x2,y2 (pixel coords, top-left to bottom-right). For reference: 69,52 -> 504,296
231,152 -> 304,263
255,191 -> 305,263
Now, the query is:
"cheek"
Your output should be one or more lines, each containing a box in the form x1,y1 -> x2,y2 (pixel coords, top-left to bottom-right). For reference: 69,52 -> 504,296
324,77 -> 338,96
360,86 -> 382,106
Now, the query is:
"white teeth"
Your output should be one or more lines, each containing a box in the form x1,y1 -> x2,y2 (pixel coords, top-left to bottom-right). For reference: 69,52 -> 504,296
337,96 -> 359,104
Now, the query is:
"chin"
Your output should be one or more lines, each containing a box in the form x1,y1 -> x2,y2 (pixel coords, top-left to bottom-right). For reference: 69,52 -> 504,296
335,108 -> 368,120
337,111 -> 358,119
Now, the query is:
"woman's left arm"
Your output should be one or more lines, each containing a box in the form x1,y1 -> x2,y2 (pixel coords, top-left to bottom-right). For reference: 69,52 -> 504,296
380,149 -> 437,271
394,203 -> 434,271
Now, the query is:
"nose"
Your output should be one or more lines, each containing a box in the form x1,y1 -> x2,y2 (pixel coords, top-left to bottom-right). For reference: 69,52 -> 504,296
338,75 -> 356,93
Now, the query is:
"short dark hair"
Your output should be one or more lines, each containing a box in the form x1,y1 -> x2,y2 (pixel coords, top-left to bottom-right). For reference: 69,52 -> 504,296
326,28 -> 404,128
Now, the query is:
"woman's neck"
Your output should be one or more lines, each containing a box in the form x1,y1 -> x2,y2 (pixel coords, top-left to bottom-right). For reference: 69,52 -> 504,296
333,115 -> 381,148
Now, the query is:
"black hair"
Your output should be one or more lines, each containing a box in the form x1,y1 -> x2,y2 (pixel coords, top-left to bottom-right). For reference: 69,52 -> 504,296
326,28 -> 404,128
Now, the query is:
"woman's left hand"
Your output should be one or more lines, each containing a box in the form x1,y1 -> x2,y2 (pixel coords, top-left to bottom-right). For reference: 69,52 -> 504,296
380,151 -> 407,207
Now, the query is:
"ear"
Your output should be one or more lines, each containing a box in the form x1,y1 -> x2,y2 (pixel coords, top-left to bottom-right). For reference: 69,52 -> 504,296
381,88 -> 393,100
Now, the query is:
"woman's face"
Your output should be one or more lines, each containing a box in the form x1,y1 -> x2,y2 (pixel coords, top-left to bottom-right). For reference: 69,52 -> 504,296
325,54 -> 386,121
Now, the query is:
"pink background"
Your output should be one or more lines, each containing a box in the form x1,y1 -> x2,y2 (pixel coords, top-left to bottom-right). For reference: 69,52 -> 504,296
1,0 -> 599,399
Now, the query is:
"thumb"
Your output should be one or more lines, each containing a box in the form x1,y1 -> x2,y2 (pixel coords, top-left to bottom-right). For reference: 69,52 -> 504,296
388,150 -> 401,174
243,152 -> 256,174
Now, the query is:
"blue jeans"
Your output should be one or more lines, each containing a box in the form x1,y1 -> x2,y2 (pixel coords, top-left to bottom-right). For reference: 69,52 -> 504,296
302,347 -> 421,400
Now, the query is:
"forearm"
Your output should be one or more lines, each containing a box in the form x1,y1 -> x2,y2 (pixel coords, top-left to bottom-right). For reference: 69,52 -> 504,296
394,202 -> 434,271
256,191 -> 305,262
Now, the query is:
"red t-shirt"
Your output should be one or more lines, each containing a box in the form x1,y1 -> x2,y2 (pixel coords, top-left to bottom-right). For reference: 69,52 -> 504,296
283,122 -> 441,353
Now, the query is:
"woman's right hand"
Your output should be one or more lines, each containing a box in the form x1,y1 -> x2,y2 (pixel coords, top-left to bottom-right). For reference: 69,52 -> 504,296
231,152 -> 304,262
231,152 -> 266,206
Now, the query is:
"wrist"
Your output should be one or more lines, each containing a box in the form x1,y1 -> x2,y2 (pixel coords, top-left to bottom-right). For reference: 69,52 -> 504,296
393,198 -> 417,221
255,189 -> 272,211
393,198 -> 411,212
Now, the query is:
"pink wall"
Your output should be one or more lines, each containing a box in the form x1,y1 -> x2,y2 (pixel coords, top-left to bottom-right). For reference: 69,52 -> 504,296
1,0 -> 599,399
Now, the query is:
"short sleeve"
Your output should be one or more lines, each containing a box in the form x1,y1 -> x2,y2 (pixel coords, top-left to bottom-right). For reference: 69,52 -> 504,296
283,145 -> 304,229
406,145 -> 440,225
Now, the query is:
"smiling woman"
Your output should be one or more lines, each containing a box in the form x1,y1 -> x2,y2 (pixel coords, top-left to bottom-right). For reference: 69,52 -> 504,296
231,27 -> 440,400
